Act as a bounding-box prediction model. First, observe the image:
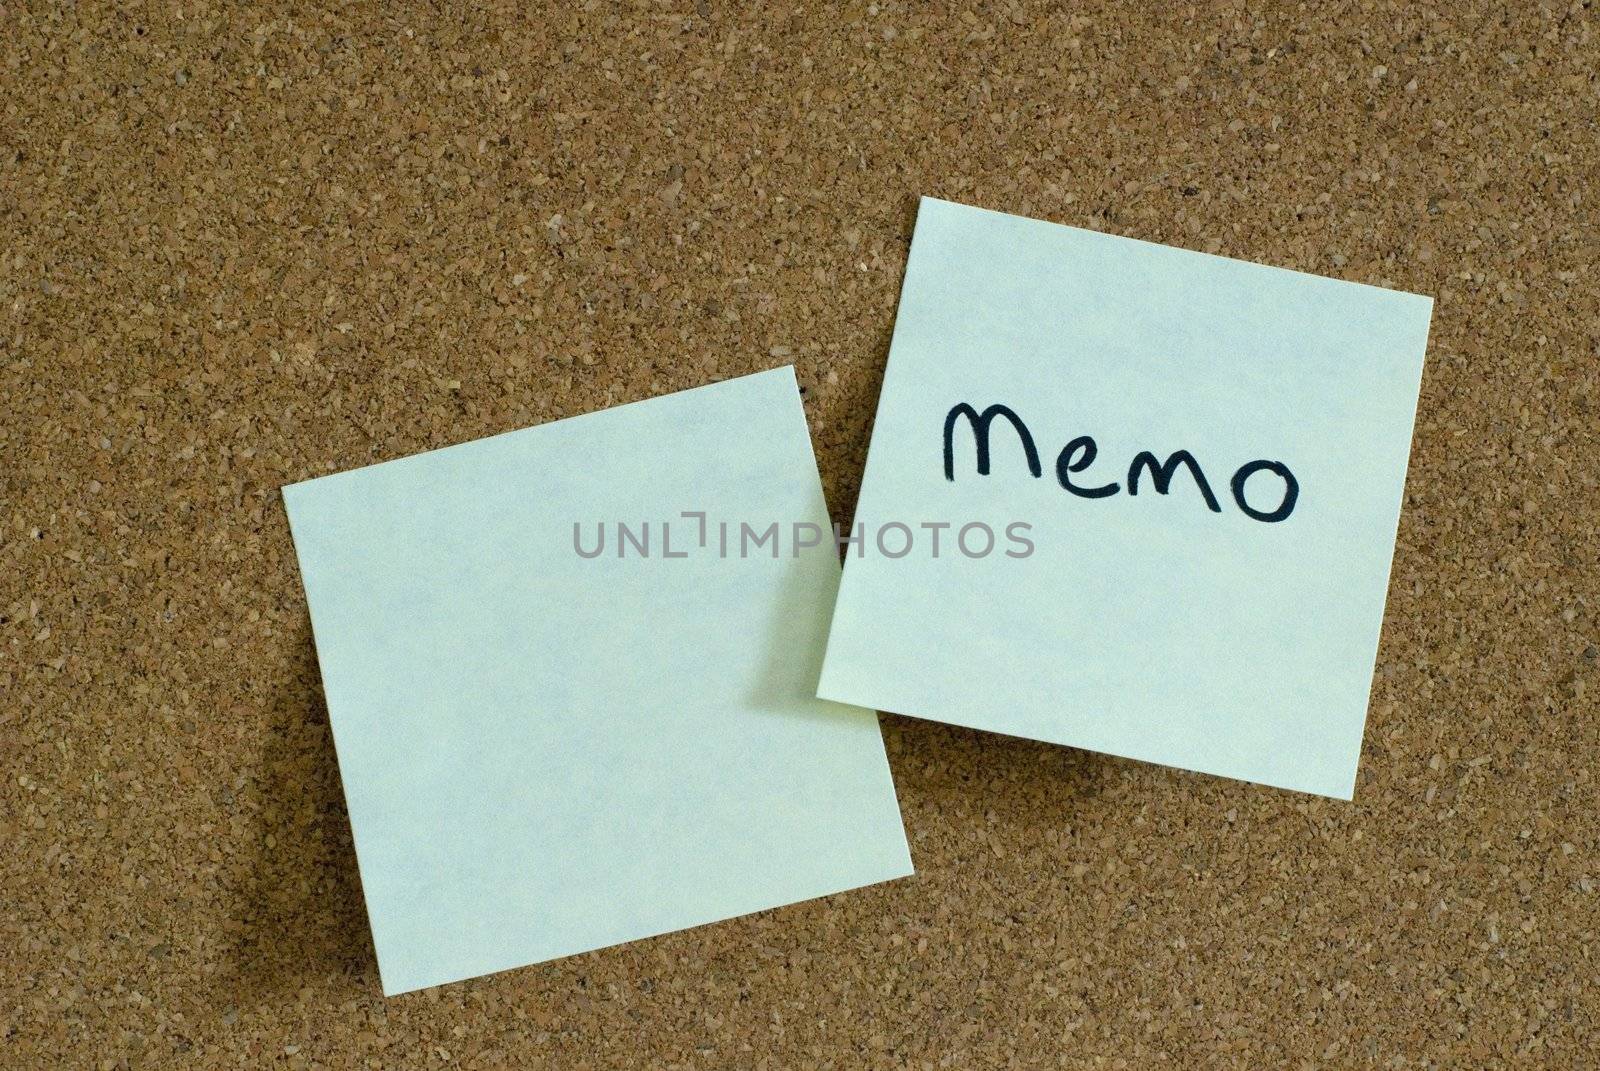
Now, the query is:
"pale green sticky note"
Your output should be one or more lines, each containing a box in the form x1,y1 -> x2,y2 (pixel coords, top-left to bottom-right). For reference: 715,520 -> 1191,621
284,367 -> 910,995
817,197 -> 1433,799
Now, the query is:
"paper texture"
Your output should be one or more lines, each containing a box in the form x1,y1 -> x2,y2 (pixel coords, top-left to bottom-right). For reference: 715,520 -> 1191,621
818,197 -> 1433,799
286,367 -> 911,994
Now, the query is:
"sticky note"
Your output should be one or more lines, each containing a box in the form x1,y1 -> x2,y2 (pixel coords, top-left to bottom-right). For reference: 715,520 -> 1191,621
818,197 -> 1433,799
285,367 -> 911,995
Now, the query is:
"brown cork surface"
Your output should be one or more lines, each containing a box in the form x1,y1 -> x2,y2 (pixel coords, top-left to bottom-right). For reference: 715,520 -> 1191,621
4,2 -> 1597,1067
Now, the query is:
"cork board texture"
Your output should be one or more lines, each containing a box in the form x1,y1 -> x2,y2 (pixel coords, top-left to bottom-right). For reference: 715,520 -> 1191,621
3,2 -> 1596,1068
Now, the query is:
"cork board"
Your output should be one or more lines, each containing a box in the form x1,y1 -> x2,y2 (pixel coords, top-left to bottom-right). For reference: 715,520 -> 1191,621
3,2 -> 1596,1067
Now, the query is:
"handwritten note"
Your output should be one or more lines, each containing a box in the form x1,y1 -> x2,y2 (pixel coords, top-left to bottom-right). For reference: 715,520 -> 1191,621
818,197 -> 1433,798
286,367 -> 910,994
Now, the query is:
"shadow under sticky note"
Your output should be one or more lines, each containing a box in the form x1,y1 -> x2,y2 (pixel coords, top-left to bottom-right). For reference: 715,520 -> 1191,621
284,367 -> 911,995
818,197 -> 1433,800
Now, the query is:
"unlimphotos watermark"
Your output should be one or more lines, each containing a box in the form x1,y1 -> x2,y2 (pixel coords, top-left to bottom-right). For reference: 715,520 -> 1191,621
572,512 -> 1035,560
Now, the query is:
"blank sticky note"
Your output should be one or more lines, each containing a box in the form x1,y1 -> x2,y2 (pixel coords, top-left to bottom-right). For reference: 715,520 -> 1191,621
818,197 -> 1433,799
285,367 -> 910,995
